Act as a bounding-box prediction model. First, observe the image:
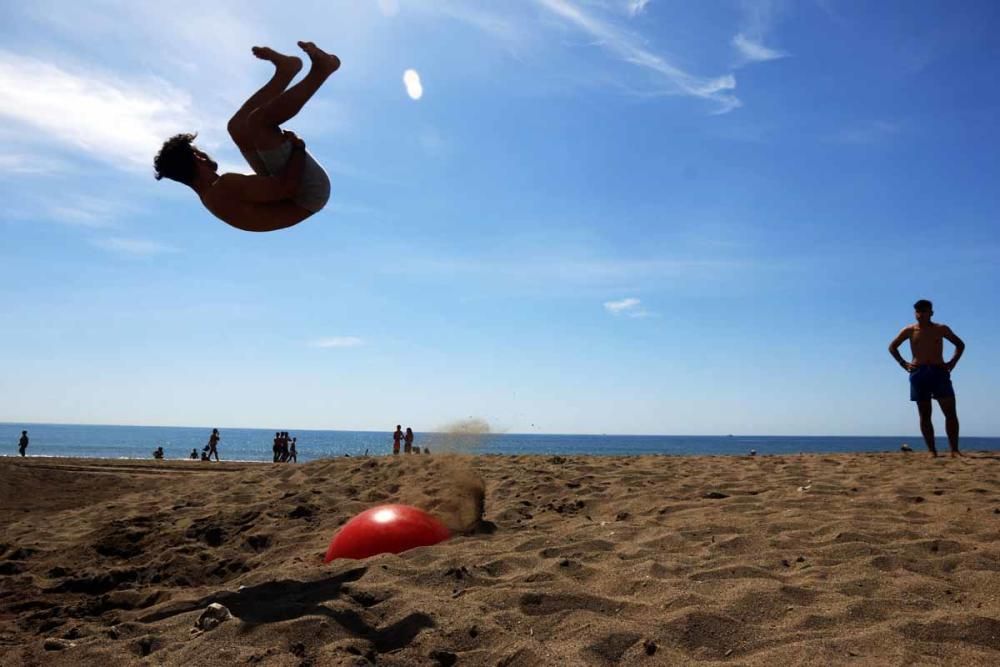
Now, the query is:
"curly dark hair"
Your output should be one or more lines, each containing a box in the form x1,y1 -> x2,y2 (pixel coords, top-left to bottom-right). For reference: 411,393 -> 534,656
153,133 -> 199,186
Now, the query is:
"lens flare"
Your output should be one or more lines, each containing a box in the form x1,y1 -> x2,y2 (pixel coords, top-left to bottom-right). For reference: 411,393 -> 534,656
403,69 -> 423,100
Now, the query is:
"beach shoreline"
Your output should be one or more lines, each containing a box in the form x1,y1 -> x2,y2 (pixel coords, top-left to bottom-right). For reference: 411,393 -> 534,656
2,452 -> 998,665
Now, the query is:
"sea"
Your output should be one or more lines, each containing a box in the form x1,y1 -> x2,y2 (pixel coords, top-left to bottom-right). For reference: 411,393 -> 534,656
3,423 -> 999,463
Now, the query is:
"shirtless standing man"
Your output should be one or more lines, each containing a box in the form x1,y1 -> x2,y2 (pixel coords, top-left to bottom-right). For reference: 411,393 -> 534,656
888,299 -> 966,457
153,41 -> 339,232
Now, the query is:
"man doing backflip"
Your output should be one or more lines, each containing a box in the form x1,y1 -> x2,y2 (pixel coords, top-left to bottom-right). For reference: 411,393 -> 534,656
888,299 -> 966,457
153,42 -> 339,232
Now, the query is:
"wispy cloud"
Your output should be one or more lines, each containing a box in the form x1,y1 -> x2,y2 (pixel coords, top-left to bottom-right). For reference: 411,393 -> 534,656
429,2 -> 528,45
604,297 -> 640,313
311,337 -> 365,349
626,0 -> 652,17
536,0 -> 740,113
732,33 -> 787,63
0,153 -> 72,176
0,51 -> 201,172
376,0 -> 400,18
732,0 -> 789,65
92,237 -> 177,257
604,297 -> 653,318
44,195 -> 132,229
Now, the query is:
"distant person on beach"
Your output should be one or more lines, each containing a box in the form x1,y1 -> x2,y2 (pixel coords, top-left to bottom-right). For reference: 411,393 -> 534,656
153,446 -> 164,460
278,432 -> 289,462
404,427 -> 414,454
201,448 -> 210,461
190,448 -> 198,460
289,437 -> 297,463
207,428 -> 221,461
889,299 -> 966,457
273,431 -> 282,462
18,430 -> 28,457
393,425 -> 403,455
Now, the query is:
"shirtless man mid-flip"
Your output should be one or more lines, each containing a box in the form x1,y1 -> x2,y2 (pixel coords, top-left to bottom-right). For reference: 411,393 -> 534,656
888,299 -> 966,457
153,42 -> 339,232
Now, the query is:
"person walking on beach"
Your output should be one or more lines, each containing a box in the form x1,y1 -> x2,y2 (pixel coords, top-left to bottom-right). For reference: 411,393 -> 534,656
404,427 -> 414,454
17,430 -> 28,457
207,428 -> 221,461
888,299 -> 966,457
392,425 -> 403,455
289,437 -> 297,463
273,432 -> 282,462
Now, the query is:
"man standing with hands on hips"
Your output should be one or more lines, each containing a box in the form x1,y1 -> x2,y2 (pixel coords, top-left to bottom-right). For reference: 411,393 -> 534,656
888,299 -> 966,457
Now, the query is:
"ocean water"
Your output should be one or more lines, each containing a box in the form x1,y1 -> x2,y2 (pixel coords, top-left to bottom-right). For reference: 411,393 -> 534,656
3,423 -> 999,462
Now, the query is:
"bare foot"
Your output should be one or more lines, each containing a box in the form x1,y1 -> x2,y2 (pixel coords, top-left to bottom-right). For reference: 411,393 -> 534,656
297,41 -> 341,75
251,46 -> 302,76
950,449 -> 963,458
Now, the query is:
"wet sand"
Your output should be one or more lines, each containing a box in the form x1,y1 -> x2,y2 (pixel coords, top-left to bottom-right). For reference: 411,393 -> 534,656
1,452 -> 998,665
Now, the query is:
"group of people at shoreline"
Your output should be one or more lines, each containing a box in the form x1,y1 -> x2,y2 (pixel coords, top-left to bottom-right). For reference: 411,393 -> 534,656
272,431 -> 297,463
392,425 -> 429,455
150,428 -> 223,461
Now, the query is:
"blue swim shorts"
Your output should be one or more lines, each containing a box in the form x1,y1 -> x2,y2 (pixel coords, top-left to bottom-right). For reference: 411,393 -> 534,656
909,365 -> 955,402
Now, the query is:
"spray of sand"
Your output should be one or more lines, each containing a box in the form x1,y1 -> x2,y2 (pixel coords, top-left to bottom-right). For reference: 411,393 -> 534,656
424,417 -> 493,454
396,418 -> 493,534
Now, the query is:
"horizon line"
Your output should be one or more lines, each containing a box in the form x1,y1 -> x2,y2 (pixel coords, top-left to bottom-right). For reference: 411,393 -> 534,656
3,421 -> 998,440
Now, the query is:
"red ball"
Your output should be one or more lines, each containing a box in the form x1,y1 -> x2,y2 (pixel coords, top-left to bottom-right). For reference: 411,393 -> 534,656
324,504 -> 451,562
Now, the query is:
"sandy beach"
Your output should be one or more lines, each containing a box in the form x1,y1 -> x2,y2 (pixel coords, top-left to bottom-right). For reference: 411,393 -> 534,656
1,452 -> 998,666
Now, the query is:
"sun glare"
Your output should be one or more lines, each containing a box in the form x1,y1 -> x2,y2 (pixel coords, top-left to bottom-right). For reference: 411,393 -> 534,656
403,69 -> 423,100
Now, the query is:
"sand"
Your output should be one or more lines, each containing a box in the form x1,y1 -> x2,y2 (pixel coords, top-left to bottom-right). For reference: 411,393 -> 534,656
1,452 -> 998,666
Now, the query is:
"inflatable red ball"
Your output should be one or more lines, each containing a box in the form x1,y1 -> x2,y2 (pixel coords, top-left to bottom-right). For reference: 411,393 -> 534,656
324,504 -> 451,562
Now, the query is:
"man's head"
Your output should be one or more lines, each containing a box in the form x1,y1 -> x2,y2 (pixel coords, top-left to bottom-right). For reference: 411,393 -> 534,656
153,133 -> 217,187
914,299 -> 933,324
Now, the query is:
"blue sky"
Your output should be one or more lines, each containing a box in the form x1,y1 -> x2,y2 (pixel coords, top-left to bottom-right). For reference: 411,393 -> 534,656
1,0 -> 998,436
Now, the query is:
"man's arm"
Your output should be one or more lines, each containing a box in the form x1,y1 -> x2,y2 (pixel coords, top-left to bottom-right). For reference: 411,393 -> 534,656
219,160 -> 305,205
888,326 -> 913,371
217,174 -> 292,203
941,325 -> 965,371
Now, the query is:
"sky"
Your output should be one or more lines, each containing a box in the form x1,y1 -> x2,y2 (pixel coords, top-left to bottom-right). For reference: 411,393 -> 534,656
1,0 -> 998,436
